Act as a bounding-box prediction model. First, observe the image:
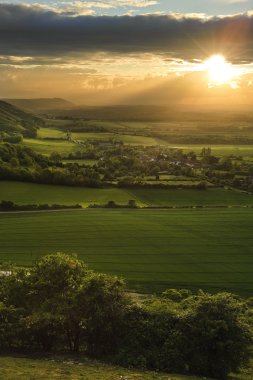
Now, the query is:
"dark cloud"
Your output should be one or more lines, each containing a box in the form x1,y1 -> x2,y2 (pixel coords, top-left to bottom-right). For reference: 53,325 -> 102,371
0,4 -> 253,61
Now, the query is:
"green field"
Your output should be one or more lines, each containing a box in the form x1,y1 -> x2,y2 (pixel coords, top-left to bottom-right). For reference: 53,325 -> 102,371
0,181 -> 143,207
22,138 -> 79,156
129,187 -> 253,206
0,208 -> 253,295
0,355 -> 215,380
166,144 -> 253,157
1,181 -> 253,208
72,132 -> 157,145
37,128 -> 65,139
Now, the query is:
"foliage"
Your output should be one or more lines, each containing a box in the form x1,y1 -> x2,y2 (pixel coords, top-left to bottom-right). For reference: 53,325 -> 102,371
0,253 -> 252,379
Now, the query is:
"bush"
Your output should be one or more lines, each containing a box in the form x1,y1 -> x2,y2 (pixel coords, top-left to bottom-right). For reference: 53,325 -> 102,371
0,256 -> 251,379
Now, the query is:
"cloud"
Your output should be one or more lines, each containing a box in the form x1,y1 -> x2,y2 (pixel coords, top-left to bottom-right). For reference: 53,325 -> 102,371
0,4 -> 253,62
11,1 -> 159,16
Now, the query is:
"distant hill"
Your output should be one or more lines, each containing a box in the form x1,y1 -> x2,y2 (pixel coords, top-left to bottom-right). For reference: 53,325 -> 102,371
43,104 -> 253,122
0,100 -> 43,138
3,98 -> 74,113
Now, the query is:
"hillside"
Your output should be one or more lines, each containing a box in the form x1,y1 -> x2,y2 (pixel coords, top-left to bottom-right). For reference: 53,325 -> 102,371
0,100 -> 43,138
0,355 -> 210,380
3,98 -> 74,113
0,354 -> 251,380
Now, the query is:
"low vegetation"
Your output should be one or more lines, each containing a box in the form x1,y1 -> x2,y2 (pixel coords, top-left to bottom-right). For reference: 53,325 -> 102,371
0,253 -> 252,380
0,355 -> 206,380
0,200 -> 81,212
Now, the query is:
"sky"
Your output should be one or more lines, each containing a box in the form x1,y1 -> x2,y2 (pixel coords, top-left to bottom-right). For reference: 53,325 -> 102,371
1,0 -> 253,107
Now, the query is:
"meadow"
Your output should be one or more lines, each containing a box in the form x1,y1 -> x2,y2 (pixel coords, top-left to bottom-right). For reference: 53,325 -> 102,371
0,355 -> 251,380
21,138 -> 79,155
1,181 -> 253,207
170,144 -> 253,157
0,355 -> 215,380
0,208 -> 253,296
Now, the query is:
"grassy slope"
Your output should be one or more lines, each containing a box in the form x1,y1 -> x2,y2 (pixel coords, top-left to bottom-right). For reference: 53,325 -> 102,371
0,181 -> 252,207
1,355 -> 251,380
0,355 -> 212,380
0,100 -> 41,134
0,209 -> 253,295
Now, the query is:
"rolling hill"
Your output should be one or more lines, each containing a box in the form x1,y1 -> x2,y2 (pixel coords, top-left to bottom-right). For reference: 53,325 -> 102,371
3,98 -> 74,113
0,100 -> 43,137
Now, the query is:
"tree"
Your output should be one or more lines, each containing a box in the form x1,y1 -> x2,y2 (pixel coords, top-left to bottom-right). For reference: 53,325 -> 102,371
128,199 -> 137,208
77,273 -> 128,356
179,293 -> 252,379
23,253 -> 128,353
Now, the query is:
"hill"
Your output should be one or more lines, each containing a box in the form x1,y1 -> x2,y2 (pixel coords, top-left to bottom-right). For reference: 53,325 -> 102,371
0,100 -> 43,138
3,98 -> 74,113
43,105 -> 253,122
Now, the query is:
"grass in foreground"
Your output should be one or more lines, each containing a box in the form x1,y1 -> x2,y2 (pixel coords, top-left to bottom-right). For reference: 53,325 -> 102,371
0,355 -> 213,380
0,208 -> 253,295
0,355 -> 251,380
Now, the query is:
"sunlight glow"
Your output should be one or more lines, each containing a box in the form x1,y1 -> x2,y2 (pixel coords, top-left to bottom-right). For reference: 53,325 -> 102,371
204,55 -> 240,87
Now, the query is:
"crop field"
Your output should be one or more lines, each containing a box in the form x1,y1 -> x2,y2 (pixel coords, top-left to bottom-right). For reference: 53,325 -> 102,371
0,208 -> 253,296
1,181 -> 253,207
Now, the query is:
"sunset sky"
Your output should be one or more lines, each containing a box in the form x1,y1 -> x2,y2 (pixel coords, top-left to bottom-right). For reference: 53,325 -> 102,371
1,0 -> 253,107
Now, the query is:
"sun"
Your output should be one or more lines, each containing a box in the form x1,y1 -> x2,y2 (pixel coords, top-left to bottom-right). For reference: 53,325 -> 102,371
204,55 -> 238,86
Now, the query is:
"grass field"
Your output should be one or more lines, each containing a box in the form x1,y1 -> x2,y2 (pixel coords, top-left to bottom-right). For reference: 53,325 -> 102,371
37,128 -> 65,139
22,138 -> 79,155
0,208 -> 253,296
1,181 -> 253,208
166,144 -> 253,157
0,355 -> 250,380
0,181 -> 143,207
128,187 -> 253,206
72,132 -> 157,145
0,355 -> 215,380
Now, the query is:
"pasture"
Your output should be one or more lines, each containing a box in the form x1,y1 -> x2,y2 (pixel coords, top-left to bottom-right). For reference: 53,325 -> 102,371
169,144 -> 253,157
0,181 -> 143,207
21,138 -> 78,156
72,132 -> 157,145
1,181 -> 253,207
0,208 -> 253,296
